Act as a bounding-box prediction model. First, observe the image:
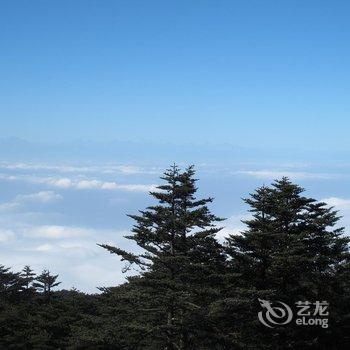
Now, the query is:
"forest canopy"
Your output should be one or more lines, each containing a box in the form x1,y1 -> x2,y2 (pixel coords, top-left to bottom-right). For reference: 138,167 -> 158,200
1,165 -> 349,349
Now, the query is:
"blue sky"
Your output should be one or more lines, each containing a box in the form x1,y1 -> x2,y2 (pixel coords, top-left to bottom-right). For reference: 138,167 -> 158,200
2,0 -> 350,148
1,1 -> 350,292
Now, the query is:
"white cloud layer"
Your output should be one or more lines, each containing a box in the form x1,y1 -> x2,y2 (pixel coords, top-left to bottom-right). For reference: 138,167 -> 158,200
23,225 -> 95,239
321,197 -> 350,235
0,219 -> 131,292
0,162 -> 155,291
0,191 -> 62,213
322,197 -> 350,211
237,170 -> 339,180
0,162 -> 157,175
15,191 -> 63,204
0,173 -> 157,192
0,229 -> 15,242
216,213 -> 252,240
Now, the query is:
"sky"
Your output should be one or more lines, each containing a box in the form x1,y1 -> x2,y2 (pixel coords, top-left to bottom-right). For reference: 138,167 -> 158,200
1,1 -> 350,292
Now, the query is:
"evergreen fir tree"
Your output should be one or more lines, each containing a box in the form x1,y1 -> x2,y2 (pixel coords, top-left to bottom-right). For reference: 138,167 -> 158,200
21,265 -> 36,291
223,177 -> 349,349
0,265 -> 24,299
34,270 -> 61,302
99,165 -> 226,349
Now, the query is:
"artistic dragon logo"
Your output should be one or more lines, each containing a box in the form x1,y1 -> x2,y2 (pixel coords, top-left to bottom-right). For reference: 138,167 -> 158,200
258,298 -> 293,328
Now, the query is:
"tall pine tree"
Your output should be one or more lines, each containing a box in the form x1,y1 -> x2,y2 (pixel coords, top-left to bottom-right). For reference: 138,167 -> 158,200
100,165 -> 226,349
222,178 -> 349,349
34,270 -> 61,302
21,265 -> 36,291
